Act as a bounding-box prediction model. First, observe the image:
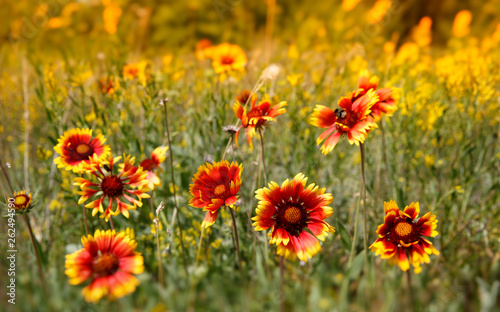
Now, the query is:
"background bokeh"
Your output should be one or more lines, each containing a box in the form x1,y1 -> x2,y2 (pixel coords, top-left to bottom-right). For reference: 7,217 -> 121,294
1,0 -> 500,311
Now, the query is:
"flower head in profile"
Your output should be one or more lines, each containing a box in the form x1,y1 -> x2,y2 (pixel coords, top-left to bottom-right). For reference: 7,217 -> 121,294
357,71 -> 396,120
310,89 -> 379,154
370,201 -> 439,273
209,43 -> 247,74
122,61 -> 150,86
74,155 -> 150,221
98,77 -> 119,94
10,190 -> 33,213
124,146 -> 168,191
54,128 -> 111,173
252,173 -> 334,262
233,92 -> 287,148
65,229 -> 144,303
189,160 -> 243,228
195,38 -> 213,60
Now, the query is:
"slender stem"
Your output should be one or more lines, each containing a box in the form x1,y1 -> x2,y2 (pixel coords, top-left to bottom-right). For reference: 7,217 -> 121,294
406,270 -> 415,312
162,99 -> 189,278
195,227 -> 205,267
24,214 -> 48,295
347,183 -> 363,266
109,216 -> 115,231
1,157 -> 47,295
155,222 -> 164,288
0,157 -> 14,193
83,205 -> 89,236
229,208 -> 244,281
279,256 -> 285,312
360,143 -> 369,264
265,0 -> 276,64
22,57 -> 30,190
258,129 -> 268,185
79,173 -> 89,236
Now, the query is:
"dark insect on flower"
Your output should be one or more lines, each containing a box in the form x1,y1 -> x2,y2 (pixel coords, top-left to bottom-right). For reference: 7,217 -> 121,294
334,108 -> 346,119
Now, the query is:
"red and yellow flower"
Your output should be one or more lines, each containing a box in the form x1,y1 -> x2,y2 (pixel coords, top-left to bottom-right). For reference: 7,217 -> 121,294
189,160 -> 243,228
310,89 -> 379,154
10,190 -> 32,213
209,43 -> 247,74
137,146 -> 168,191
98,77 -> 119,94
233,93 -> 287,148
252,173 -> 334,262
357,71 -> 396,120
370,201 -> 439,273
65,229 -> 144,303
121,147 -> 168,191
54,128 -> 111,173
74,154 -> 150,221
122,60 -> 150,86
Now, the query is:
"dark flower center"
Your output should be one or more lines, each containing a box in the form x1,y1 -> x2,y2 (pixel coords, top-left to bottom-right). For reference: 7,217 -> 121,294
140,158 -> 156,171
388,220 -> 419,244
101,175 -> 124,197
221,56 -> 234,65
67,143 -> 94,161
92,253 -> 119,277
335,109 -> 362,129
276,202 -> 308,237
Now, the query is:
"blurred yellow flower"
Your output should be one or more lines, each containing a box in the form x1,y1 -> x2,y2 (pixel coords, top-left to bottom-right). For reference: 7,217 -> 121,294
72,70 -> 93,86
342,0 -> 361,11
195,39 -> 213,60
395,42 -> 419,64
103,4 -> 122,34
50,200 -> 62,211
453,10 -> 472,38
425,155 -> 434,168
493,23 -> 500,41
208,43 -> 247,74
287,44 -> 299,59
384,41 -> 395,54
48,17 -> 70,29
367,0 -> 392,24
412,17 -> 432,47
162,54 -> 173,68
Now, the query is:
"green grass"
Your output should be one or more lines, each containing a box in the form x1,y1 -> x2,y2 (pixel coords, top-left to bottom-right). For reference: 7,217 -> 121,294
1,1 -> 500,311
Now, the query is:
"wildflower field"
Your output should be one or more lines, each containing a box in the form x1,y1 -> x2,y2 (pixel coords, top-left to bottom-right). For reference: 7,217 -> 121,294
1,0 -> 500,311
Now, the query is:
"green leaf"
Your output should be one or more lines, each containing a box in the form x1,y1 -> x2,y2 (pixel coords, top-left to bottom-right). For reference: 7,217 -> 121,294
337,220 -> 351,251
347,251 -> 365,280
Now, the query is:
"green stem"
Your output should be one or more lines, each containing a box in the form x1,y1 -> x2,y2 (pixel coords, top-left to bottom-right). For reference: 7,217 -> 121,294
230,208 -> 245,282
348,183 -> 363,266
195,227 -> 205,267
258,129 -> 268,185
24,214 -> 48,296
360,143 -> 369,264
155,221 -> 164,288
279,256 -> 285,312
109,216 -> 115,230
406,270 -> 415,311
161,98 -> 189,278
